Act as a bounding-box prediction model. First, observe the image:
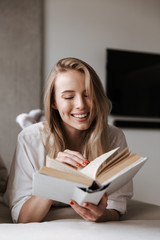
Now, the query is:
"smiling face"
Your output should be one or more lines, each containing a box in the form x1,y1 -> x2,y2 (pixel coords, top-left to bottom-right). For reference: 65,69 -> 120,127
53,70 -> 95,136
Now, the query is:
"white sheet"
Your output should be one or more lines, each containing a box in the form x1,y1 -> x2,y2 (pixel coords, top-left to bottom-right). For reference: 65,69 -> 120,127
0,220 -> 160,240
0,200 -> 160,240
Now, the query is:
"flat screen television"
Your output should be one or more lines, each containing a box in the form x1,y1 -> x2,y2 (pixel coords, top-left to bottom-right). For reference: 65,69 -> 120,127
106,49 -> 160,128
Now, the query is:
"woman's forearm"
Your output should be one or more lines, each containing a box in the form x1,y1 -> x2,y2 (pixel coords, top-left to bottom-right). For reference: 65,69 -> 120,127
18,196 -> 53,223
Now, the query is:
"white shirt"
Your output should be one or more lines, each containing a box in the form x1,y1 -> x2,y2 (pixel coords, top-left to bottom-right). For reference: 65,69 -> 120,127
4,122 -> 133,222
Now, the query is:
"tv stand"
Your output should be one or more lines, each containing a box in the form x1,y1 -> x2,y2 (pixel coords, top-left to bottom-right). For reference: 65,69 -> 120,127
113,120 -> 160,129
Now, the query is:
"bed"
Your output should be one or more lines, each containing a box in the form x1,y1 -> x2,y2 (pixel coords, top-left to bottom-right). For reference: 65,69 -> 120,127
0,197 -> 160,240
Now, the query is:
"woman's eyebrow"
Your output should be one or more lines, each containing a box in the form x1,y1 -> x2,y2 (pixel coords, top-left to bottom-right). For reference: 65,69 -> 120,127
61,90 -> 75,94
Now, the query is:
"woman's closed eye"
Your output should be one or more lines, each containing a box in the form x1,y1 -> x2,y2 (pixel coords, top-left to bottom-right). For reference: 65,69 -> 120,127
83,90 -> 89,98
63,96 -> 74,100
83,93 -> 89,98
64,95 -> 89,100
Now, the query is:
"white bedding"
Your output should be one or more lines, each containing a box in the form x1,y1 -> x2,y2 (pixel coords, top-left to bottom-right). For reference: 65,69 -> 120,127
1,220 -> 160,240
0,199 -> 160,240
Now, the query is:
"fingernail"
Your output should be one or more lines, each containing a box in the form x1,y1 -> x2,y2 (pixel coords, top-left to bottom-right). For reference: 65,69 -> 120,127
83,202 -> 88,207
76,163 -> 81,167
85,160 -> 90,164
82,161 -> 87,166
70,200 -> 74,205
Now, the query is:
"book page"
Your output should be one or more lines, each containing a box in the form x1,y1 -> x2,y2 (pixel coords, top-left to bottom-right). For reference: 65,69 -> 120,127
101,156 -> 147,196
80,147 -> 119,179
46,156 -> 79,174
97,153 -> 146,184
39,166 -> 93,186
46,156 -> 93,186
96,148 -> 129,177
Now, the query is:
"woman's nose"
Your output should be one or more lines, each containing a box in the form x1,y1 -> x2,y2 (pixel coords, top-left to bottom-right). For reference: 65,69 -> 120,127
75,96 -> 85,109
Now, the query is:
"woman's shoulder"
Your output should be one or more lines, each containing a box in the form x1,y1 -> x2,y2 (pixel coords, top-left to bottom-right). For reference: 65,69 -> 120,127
108,124 -> 127,150
18,122 -> 45,141
108,124 -> 124,136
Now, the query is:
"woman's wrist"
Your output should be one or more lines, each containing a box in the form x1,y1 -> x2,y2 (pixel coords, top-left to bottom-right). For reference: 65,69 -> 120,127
96,209 -> 120,222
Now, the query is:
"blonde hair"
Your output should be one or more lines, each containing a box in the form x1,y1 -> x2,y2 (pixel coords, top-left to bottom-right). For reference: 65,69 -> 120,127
43,57 -> 112,161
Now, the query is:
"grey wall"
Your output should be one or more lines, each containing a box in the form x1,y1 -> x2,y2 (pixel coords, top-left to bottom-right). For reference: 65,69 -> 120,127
0,0 -> 43,171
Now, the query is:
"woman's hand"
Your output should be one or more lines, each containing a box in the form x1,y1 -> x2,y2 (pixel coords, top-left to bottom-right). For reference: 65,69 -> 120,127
69,193 -> 108,222
69,193 -> 120,222
56,149 -> 89,168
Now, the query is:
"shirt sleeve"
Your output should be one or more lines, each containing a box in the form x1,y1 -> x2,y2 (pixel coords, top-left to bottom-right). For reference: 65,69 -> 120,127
3,124 -> 46,222
107,125 -> 133,215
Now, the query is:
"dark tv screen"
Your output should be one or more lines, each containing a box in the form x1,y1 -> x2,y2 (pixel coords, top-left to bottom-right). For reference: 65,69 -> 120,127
106,49 -> 160,119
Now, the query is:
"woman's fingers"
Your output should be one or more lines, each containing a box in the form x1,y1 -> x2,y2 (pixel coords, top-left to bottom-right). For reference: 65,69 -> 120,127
83,193 -> 107,217
70,200 -> 96,221
69,193 -> 108,222
56,149 -> 89,168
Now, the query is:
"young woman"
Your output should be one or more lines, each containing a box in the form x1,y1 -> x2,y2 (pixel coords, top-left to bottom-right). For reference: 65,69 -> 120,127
4,58 -> 133,223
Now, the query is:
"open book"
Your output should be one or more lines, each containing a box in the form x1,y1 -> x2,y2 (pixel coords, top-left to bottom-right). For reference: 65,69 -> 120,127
32,147 -> 147,206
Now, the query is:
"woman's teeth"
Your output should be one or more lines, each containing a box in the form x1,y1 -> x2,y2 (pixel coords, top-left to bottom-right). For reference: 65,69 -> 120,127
73,113 -> 88,118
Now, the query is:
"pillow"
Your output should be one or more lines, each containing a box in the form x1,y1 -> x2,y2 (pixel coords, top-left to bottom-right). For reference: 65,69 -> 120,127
0,156 -> 8,194
16,109 -> 45,129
